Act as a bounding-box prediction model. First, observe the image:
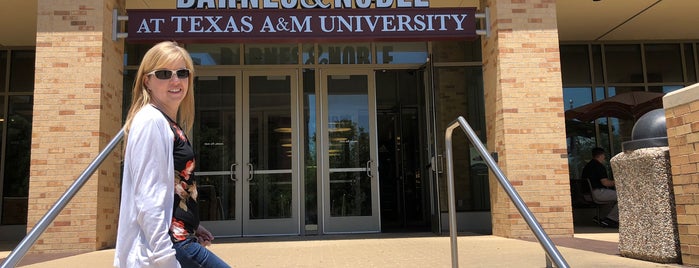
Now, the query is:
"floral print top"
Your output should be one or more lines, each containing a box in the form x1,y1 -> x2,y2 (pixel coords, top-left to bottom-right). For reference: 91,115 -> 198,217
158,110 -> 199,243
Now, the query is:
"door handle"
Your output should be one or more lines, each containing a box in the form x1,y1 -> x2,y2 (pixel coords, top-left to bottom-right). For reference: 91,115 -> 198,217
366,160 -> 372,178
230,163 -> 238,181
247,163 -> 254,181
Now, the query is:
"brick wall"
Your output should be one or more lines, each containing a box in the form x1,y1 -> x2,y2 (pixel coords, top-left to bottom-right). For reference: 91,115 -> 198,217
479,0 -> 573,238
28,0 -> 124,253
664,83 -> 699,265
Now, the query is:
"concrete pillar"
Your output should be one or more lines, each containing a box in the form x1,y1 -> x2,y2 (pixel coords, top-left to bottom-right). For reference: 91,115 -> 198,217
28,0 -> 124,253
479,0 -> 573,238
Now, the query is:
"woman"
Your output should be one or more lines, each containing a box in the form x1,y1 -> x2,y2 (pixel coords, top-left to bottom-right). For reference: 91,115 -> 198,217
114,41 -> 229,268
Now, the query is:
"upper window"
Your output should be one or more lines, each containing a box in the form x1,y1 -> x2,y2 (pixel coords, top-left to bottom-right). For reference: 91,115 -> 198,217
9,51 -> 35,92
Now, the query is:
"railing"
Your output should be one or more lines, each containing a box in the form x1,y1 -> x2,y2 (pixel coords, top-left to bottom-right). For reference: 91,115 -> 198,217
444,116 -> 569,268
0,128 -> 125,268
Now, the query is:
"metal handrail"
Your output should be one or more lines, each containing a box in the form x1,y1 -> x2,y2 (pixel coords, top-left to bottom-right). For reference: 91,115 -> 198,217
445,116 -> 569,268
1,128 -> 125,268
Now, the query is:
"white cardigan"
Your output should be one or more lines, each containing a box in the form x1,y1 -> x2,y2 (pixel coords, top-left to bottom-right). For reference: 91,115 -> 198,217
114,105 -> 181,268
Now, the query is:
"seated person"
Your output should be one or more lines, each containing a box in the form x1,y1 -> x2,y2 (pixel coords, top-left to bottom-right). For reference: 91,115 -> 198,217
581,147 -> 619,228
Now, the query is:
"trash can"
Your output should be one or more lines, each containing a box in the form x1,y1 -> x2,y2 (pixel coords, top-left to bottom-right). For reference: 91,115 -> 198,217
609,109 -> 680,263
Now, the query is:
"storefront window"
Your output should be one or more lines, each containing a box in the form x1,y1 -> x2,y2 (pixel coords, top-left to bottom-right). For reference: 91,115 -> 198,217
645,44 -> 683,83
245,44 -> 299,65
125,43 -> 154,66
561,45 -> 591,85
3,96 -> 32,225
9,51 -> 35,92
188,44 -> 241,65
604,44 -> 643,83
591,45 -> 604,84
303,44 -> 314,65
318,43 -> 371,64
302,69 -> 317,229
432,40 -> 481,63
0,52 -> 6,89
375,42 -> 427,64
688,44 -> 697,83
434,66 -> 487,212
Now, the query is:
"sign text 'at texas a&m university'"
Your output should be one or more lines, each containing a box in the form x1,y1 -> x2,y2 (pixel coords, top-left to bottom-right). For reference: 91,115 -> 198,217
126,0 -> 477,42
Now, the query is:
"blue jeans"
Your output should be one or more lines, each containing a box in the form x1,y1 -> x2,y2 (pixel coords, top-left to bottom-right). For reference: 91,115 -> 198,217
173,237 -> 230,268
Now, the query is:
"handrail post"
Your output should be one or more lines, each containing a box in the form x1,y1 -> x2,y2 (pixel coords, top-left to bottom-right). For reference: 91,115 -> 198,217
445,122 -> 461,268
445,116 -> 569,268
0,128 -> 125,268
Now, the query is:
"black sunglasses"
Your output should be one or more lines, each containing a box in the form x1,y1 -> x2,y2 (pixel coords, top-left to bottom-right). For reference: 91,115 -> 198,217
147,69 -> 190,80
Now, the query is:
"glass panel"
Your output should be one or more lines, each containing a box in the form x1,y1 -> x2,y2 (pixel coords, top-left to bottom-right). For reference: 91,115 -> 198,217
649,85 -> 683,94
327,74 -> 371,216
645,44 -> 683,83
560,45 -> 591,84
245,44 -> 298,65
592,45 -> 604,84
248,75 -> 292,219
249,174 -> 292,219
125,43 -> 155,66
302,69 -> 317,227
319,43 -> 371,64
690,43 -> 699,83
605,44 -> 643,83
607,86 -> 644,97
563,87 -> 593,111
9,51 -> 35,92
433,40 -> 482,63
303,44 -> 315,65
0,51 -> 6,91
194,76 -> 236,221
122,69 -> 136,124
434,67 -> 486,212
375,42 -> 427,64
187,44 -> 241,65
3,96 -> 31,225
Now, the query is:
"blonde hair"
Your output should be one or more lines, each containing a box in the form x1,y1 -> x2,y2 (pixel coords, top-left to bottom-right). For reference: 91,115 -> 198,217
124,41 -> 195,139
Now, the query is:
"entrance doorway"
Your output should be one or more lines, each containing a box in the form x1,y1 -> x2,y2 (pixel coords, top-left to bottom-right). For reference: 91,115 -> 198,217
376,70 -> 430,232
193,70 -> 301,236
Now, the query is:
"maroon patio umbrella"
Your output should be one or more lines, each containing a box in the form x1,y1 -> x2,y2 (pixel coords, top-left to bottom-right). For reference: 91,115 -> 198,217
564,91 -> 664,122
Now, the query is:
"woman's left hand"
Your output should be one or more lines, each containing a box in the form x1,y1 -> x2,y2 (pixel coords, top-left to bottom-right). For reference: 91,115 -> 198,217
196,225 -> 214,247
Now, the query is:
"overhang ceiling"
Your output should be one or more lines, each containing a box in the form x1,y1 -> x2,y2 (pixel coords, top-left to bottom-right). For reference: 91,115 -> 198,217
1,0 -> 698,47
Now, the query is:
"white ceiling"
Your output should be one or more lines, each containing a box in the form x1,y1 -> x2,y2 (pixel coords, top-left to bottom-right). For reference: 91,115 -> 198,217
1,0 -> 698,47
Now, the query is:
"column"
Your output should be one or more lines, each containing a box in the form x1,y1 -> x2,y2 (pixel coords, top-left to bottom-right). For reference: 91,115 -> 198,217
479,0 -> 573,238
28,0 -> 124,253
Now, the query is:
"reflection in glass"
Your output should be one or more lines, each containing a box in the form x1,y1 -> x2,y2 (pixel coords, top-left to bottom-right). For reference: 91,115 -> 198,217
434,67 -> 487,212
194,76 -> 236,221
3,96 -> 31,224
563,87 -> 593,110
248,75 -> 292,219
319,43 -> 371,64
245,44 -> 298,65
188,44 -> 241,65
303,69 -> 318,225
375,42 -> 427,64
327,75 -> 372,216
249,174 -> 292,219
433,40 -> 481,63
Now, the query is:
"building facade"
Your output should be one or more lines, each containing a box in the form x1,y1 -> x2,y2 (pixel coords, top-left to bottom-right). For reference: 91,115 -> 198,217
0,0 -> 696,262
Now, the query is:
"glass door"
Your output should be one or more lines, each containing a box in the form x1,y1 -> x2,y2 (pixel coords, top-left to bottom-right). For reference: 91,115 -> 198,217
242,70 -> 300,235
194,70 -> 300,236
194,71 -> 243,236
320,69 -> 380,233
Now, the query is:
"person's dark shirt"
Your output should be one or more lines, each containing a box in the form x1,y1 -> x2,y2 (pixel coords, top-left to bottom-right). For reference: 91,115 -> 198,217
582,159 -> 609,189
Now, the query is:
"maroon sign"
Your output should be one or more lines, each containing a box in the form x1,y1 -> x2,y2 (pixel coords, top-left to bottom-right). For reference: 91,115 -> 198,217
126,8 -> 477,42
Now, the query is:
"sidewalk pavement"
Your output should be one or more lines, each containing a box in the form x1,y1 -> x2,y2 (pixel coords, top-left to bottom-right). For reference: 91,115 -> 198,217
0,230 -> 685,267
